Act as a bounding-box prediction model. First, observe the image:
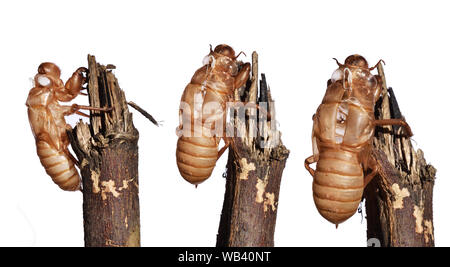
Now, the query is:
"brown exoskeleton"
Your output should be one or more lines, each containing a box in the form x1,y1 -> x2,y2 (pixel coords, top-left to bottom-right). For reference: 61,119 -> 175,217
304,55 -> 413,226
26,63 -> 110,191
176,44 -> 251,185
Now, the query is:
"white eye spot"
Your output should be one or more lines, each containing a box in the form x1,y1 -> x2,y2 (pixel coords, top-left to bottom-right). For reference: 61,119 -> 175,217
38,76 -> 51,87
202,55 -> 210,66
331,69 -> 343,82
202,55 -> 215,67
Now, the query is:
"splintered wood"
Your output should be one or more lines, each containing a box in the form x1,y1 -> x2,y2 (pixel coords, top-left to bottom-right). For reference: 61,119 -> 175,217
216,52 -> 289,247
70,55 -> 140,247
364,64 -> 436,247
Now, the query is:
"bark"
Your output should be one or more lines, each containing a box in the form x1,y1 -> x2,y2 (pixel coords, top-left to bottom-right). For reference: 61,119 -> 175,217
216,52 -> 290,247
364,64 -> 436,247
70,55 -> 140,247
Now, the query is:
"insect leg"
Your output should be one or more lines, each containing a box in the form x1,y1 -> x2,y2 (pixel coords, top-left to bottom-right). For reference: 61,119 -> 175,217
65,148 -> 80,167
304,155 -> 316,177
75,110 -> 90,118
363,155 -> 380,188
373,119 -> 413,137
234,63 -> 251,89
72,104 -> 112,112
62,104 -> 112,117
363,168 -> 378,188
64,67 -> 88,98
217,137 -> 231,159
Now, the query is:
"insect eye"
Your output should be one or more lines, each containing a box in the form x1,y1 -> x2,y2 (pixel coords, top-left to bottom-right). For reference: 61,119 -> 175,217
368,75 -> 378,88
230,63 -> 238,76
37,75 -> 51,87
331,69 -> 343,82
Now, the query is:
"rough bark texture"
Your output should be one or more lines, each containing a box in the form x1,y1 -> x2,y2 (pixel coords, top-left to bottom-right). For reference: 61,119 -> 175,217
364,64 -> 436,247
216,52 -> 290,247
70,55 -> 140,247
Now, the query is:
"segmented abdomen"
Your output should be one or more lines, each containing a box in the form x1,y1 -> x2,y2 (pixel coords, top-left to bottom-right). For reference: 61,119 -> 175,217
36,140 -> 80,191
176,136 -> 218,185
313,149 -> 364,224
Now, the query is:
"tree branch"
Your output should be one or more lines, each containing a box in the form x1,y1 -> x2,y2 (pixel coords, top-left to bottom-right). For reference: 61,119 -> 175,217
364,64 -> 436,247
216,52 -> 290,247
69,55 -> 141,247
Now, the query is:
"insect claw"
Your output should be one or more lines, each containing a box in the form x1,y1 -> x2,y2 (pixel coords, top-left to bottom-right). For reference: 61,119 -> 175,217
75,67 -> 87,73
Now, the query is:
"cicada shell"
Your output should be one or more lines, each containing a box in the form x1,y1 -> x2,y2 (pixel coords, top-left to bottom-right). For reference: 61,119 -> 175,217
26,63 -> 109,191
176,44 -> 250,185
305,55 -> 412,226
26,63 -> 87,190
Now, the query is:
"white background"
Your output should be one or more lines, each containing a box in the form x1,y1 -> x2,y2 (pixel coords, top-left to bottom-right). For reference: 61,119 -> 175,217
0,0 -> 448,246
